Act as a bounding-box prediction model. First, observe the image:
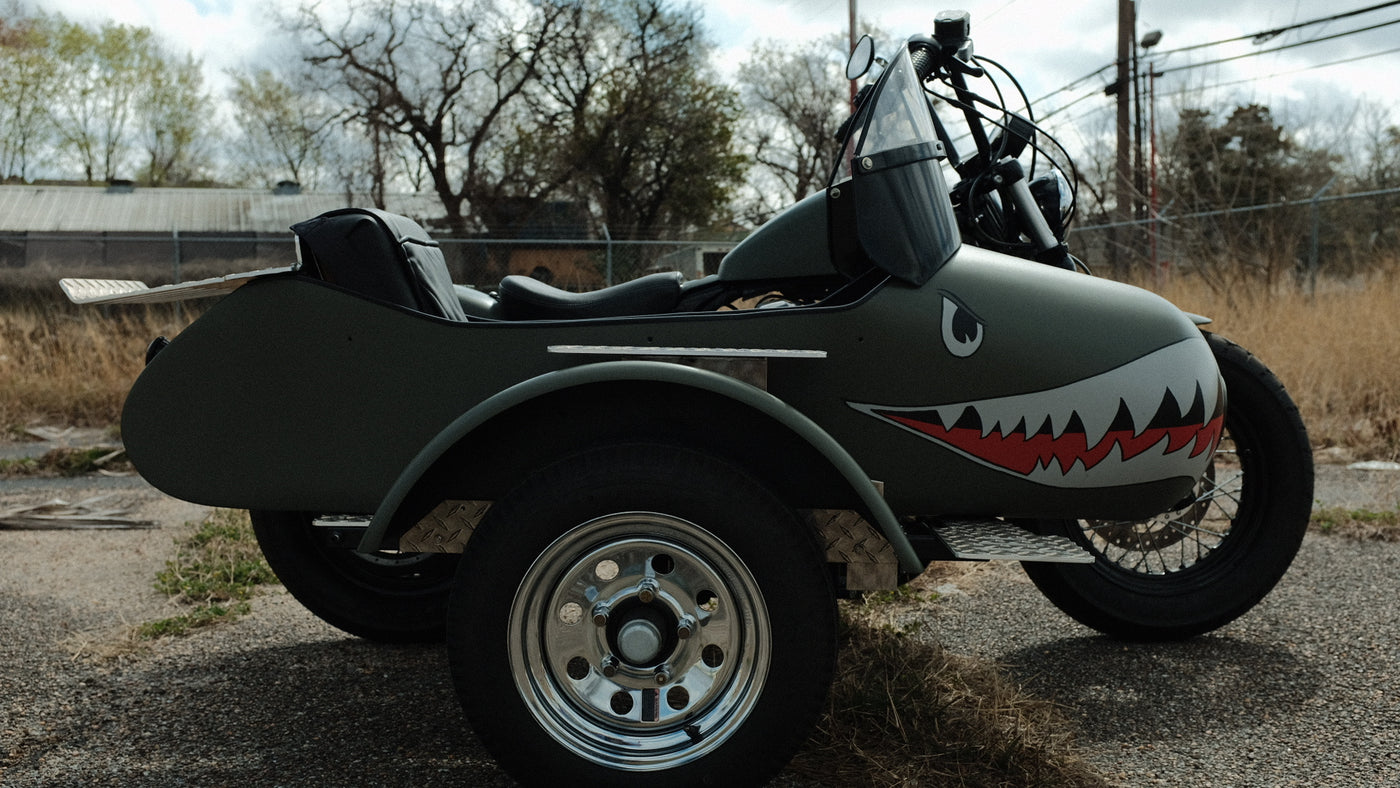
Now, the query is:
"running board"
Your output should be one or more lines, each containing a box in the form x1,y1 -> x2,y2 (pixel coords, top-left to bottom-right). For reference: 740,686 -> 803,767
914,519 -> 1096,564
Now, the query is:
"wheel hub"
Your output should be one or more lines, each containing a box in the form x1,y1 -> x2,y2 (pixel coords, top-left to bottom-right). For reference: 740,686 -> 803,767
616,617 -> 663,665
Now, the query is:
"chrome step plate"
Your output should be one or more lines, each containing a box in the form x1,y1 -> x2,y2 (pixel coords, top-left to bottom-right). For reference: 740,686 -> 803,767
933,519 -> 1096,563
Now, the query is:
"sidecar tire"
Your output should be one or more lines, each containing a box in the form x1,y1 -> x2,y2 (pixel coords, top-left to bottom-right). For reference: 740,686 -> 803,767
447,443 -> 836,788
250,510 -> 457,643
1023,333 -> 1313,641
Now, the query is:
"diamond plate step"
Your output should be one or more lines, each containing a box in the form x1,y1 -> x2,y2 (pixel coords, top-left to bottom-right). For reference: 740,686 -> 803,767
932,519 -> 1095,563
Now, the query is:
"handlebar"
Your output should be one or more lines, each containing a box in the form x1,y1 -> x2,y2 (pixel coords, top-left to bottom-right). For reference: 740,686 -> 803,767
837,13 -> 1079,271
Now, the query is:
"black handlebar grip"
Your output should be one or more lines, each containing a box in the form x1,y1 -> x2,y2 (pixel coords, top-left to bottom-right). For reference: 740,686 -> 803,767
908,42 -> 936,81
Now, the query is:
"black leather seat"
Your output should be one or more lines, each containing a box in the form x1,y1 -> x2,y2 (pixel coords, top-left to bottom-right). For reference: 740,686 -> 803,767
497,271 -> 685,320
291,208 -> 468,321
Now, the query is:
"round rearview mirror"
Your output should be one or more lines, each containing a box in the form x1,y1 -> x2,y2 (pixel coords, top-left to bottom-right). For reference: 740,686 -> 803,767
846,35 -> 875,80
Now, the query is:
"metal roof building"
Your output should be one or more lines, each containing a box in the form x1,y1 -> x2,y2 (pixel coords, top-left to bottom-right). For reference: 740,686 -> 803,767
0,184 -> 446,233
0,185 -> 451,288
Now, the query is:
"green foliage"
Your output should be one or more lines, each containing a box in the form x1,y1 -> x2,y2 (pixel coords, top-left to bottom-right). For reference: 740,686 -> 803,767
141,509 -> 278,639
0,9 -> 214,184
1159,103 -> 1341,287
0,446 -> 128,477
141,49 -> 215,185
0,13 -> 59,181
861,583 -> 937,608
1311,505 -> 1400,542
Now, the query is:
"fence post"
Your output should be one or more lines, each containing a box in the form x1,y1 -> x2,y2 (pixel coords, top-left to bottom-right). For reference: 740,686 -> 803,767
173,229 -> 183,321
602,224 -> 613,287
172,229 -> 182,285
1308,175 -> 1337,297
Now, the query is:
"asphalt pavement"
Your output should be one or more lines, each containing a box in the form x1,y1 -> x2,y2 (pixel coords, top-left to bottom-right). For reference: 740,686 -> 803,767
1,463 -> 1398,786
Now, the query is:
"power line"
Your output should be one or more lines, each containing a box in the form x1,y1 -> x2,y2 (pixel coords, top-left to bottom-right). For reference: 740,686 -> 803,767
1155,16 -> 1400,76
1034,40 -> 1400,151
1152,0 -> 1400,56
1032,2 -> 1400,107
1154,43 -> 1400,101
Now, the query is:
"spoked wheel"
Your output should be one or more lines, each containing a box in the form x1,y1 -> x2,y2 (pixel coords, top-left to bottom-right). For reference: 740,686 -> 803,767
1024,333 -> 1313,640
448,444 -> 835,787
250,510 -> 457,642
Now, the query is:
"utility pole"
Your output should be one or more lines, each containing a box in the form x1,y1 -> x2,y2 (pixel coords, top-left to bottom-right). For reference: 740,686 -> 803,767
1114,0 -> 1134,273
849,0 -> 858,108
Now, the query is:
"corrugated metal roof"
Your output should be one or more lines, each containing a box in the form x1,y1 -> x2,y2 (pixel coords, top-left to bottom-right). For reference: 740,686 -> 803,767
0,185 -> 446,233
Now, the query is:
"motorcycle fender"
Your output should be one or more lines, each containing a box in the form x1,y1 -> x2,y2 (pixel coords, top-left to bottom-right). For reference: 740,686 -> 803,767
358,360 -> 924,574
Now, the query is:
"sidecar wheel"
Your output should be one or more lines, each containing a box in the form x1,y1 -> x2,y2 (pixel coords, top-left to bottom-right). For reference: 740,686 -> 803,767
447,444 -> 836,787
251,510 -> 457,642
1023,333 -> 1313,641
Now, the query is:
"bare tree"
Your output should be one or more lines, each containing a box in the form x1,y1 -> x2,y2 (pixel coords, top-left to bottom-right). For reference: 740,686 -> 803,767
735,34 -> 849,223
227,67 -> 344,189
528,0 -> 745,238
283,0 -> 569,233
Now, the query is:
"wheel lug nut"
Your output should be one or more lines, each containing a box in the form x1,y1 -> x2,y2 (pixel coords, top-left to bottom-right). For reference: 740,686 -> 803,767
636,578 -> 658,604
677,615 -> 696,639
655,665 -> 671,685
601,655 -> 619,677
592,603 -> 610,627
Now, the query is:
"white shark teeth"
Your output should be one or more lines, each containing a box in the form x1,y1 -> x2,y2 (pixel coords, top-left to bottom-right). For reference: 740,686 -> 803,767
918,338 -> 1218,445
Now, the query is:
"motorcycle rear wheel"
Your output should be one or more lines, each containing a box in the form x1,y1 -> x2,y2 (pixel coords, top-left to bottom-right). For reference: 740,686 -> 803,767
1023,333 -> 1312,641
250,510 -> 457,642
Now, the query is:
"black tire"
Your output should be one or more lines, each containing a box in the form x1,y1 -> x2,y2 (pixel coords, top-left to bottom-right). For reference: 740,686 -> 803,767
447,443 -> 836,788
250,510 -> 458,642
1023,333 -> 1313,641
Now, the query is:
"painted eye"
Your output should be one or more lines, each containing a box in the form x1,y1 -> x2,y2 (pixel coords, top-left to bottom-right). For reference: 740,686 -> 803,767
941,296 -> 984,358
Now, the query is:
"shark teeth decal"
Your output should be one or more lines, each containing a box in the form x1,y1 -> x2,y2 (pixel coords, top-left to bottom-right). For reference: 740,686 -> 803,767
850,338 -> 1225,489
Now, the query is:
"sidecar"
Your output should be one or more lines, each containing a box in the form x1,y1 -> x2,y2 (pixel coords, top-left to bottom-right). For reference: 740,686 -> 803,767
62,39 -> 1238,788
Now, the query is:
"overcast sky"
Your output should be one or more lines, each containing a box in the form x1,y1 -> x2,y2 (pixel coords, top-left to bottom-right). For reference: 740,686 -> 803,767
32,0 -> 1400,136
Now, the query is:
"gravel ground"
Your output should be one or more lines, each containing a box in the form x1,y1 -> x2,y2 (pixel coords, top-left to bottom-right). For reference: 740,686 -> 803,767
2,459 -> 1398,787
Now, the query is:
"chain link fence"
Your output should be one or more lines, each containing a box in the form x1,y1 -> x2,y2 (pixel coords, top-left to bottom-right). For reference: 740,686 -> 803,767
1066,187 -> 1400,291
7,186 -> 1397,303
0,231 -> 738,304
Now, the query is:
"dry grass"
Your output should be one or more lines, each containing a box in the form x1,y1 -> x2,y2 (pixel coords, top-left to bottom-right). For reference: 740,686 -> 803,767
790,604 -> 1110,788
6,271 -> 1397,458
0,302 -> 193,430
1129,268 -> 1400,461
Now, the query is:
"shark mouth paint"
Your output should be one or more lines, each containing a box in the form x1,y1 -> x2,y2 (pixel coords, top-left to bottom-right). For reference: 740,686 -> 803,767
850,339 -> 1225,489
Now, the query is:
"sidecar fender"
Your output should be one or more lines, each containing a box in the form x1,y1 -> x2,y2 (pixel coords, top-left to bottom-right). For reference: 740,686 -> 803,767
359,359 -> 923,574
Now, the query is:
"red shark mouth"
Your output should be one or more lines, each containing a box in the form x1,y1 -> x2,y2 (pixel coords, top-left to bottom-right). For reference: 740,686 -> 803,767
879,393 -> 1224,478
850,339 -> 1226,489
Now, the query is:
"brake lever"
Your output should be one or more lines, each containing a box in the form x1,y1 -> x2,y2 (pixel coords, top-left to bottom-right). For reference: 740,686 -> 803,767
944,54 -> 984,79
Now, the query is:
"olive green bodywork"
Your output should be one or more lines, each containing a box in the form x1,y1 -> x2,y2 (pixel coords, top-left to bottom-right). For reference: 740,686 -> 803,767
122,239 -> 1219,575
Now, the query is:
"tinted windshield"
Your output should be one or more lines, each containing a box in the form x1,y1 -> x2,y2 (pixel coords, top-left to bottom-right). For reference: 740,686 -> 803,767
835,44 -> 942,182
832,41 -> 959,285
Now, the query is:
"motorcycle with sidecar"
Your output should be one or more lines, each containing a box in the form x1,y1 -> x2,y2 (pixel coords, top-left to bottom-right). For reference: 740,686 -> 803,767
62,13 -> 1311,787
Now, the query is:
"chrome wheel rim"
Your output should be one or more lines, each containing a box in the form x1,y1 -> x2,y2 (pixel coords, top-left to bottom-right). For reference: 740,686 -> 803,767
506,512 -> 769,770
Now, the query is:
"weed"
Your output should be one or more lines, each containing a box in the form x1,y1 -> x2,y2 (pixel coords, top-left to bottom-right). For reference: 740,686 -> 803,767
140,509 -> 277,639
1310,506 -> 1400,542
0,447 -> 130,477
860,583 -> 936,607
